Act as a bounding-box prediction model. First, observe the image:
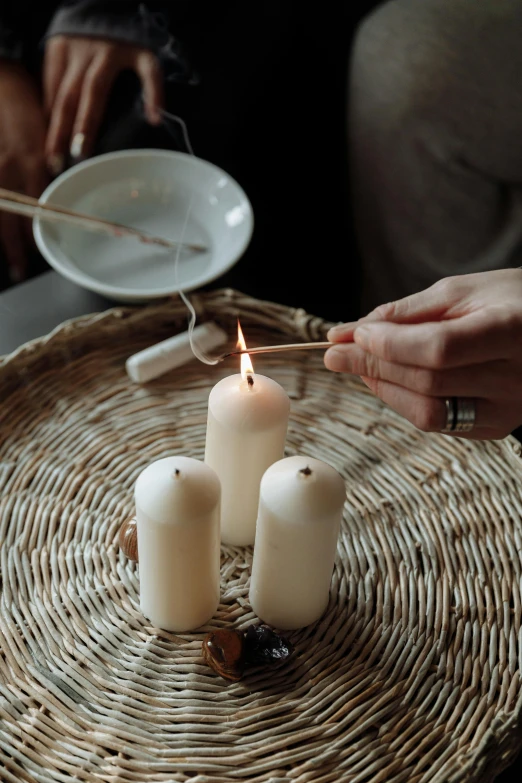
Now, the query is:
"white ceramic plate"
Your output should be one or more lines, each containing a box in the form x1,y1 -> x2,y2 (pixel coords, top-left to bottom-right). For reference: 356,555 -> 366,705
33,149 -> 254,302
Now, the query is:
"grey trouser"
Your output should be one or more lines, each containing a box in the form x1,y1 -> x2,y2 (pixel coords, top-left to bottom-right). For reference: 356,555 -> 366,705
350,0 -> 522,312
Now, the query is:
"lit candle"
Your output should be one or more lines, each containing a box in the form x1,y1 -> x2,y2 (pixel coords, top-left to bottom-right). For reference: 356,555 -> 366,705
205,322 -> 290,546
135,456 -> 221,632
249,455 -> 346,630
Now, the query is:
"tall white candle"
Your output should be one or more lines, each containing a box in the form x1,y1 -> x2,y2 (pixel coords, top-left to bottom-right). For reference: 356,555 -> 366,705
135,456 -> 221,632
249,455 -> 346,630
205,372 -> 290,547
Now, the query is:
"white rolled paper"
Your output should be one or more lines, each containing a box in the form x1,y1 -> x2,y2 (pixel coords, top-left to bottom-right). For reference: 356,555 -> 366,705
126,321 -> 227,383
205,373 -> 290,546
249,455 -> 346,630
135,456 -> 221,632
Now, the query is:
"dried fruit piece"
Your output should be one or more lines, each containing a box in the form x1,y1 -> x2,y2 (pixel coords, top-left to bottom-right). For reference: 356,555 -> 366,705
203,625 -> 294,681
243,624 -> 294,667
203,629 -> 245,681
118,517 -> 138,562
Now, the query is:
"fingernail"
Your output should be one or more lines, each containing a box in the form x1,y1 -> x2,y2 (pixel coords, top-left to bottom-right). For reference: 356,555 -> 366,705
70,132 -> 85,161
8,266 -> 23,284
324,346 -> 351,373
354,325 -> 372,348
48,154 -> 64,177
327,324 -> 345,340
327,322 -> 356,341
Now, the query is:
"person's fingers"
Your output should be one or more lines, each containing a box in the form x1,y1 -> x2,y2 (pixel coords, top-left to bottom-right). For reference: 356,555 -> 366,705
0,212 -> 27,282
361,276 -> 477,326
43,40 -> 68,176
45,67 -> 85,173
135,51 -> 164,125
70,58 -> 117,160
352,309 -> 514,370
43,38 -> 67,117
359,375 -> 515,439
324,342 -> 520,400
328,273 -> 500,345
363,270 -> 522,328
326,278 -> 474,344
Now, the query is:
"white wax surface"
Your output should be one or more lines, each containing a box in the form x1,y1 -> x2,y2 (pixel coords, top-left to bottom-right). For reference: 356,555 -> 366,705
249,455 -> 346,630
204,373 -> 290,546
135,456 -> 221,631
126,321 -> 227,383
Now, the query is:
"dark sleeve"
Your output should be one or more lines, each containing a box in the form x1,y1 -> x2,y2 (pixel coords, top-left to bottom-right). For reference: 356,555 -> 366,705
0,9 -> 23,61
45,1 -> 197,84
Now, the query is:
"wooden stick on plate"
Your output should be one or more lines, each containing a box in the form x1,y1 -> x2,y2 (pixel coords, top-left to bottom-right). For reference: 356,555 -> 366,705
0,186 -> 207,253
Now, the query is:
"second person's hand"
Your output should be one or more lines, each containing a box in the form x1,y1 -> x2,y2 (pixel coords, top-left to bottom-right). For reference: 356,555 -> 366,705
0,61 -> 49,282
324,270 -> 522,440
43,35 -> 165,175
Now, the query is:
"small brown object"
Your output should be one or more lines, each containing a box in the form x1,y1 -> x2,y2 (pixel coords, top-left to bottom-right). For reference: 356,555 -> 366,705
118,517 -> 138,561
202,629 -> 245,682
202,625 -> 294,682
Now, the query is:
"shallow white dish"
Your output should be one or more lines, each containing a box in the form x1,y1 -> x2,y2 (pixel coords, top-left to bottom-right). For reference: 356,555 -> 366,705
33,149 -> 253,302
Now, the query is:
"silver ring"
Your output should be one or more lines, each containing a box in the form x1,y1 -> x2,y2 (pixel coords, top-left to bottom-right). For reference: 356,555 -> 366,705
442,397 -> 476,433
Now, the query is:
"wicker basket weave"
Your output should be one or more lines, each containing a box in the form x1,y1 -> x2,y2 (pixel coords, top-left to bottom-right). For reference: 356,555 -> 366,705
0,288 -> 521,783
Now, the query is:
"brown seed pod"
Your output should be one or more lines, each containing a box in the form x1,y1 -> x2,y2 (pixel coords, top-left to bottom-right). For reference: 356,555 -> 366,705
202,629 -> 245,681
118,516 -> 138,561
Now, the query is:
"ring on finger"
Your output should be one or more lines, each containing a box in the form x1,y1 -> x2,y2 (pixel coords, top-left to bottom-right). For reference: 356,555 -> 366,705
442,397 -> 476,433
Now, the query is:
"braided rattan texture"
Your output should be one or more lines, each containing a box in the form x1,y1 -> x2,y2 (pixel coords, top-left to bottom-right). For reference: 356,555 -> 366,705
0,289 -> 521,783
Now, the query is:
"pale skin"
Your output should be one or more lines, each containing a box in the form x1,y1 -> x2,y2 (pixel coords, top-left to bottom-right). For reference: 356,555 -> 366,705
324,269 -> 522,440
0,36 -> 163,279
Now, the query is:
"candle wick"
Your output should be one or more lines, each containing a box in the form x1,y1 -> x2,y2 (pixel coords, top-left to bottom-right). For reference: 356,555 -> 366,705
174,468 -> 181,477
299,466 -> 312,477
247,374 -> 254,388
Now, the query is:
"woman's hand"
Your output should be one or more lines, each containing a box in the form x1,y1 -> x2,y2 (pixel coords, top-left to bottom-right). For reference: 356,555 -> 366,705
0,61 -> 49,281
324,269 -> 522,440
44,36 -> 164,174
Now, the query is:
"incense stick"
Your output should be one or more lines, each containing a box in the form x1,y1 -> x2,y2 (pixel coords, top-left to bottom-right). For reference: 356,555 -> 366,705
219,341 -> 334,361
0,187 -> 207,253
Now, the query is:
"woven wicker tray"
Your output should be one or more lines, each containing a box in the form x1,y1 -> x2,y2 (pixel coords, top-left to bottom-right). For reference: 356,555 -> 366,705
0,288 -> 521,783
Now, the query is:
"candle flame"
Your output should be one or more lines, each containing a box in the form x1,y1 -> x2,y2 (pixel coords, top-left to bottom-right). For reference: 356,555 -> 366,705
237,319 -> 254,381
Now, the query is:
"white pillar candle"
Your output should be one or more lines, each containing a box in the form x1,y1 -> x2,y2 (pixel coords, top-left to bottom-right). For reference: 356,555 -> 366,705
249,455 -> 346,630
205,373 -> 290,546
135,456 -> 221,632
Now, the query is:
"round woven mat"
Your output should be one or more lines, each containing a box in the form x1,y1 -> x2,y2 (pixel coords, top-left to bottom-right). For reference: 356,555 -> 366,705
0,288 -> 521,783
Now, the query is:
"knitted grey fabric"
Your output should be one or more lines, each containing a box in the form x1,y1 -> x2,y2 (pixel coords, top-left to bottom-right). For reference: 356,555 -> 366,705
350,0 -> 522,312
